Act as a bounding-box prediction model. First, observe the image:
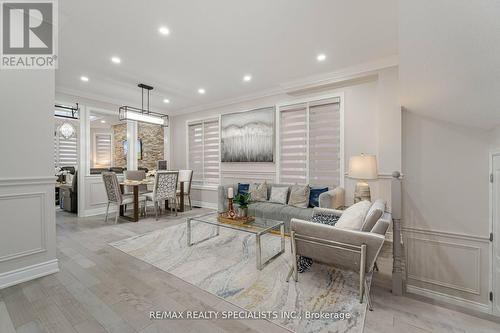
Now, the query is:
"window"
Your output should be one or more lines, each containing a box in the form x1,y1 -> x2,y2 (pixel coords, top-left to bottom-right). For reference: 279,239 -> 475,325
188,118 -> 220,186
93,133 -> 112,168
54,121 -> 78,168
278,97 -> 342,187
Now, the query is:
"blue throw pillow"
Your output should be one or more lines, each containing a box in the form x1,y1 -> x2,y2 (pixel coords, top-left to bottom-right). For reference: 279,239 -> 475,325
237,183 -> 250,195
309,187 -> 329,207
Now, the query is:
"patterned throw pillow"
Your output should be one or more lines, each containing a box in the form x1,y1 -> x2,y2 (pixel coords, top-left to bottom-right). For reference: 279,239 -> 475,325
237,183 -> 250,195
309,187 -> 329,207
288,185 -> 310,208
297,211 -> 340,273
269,186 -> 288,204
249,182 -> 268,201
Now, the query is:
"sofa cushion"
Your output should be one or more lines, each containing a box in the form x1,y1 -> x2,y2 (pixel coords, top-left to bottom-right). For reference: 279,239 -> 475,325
237,183 -> 250,195
362,199 -> 385,232
249,182 -> 268,202
269,186 -> 288,204
335,201 -> 371,231
288,185 -> 310,208
309,187 -> 328,207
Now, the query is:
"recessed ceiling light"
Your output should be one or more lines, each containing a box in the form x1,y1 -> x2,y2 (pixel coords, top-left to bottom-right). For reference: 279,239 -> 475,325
158,26 -> 170,35
163,98 -> 170,104
80,76 -> 89,82
243,74 -> 252,82
100,120 -> 106,124
198,88 -> 206,95
111,56 -> 121,64
316,53 -> 326,62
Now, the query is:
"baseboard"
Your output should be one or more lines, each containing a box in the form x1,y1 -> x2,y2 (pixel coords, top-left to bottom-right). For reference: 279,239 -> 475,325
192,200 -> 217,210
0,259 -> 59,289
406,285 -> 491,314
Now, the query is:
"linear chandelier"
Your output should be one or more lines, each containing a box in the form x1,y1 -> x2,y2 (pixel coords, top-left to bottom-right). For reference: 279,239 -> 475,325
119,83 -> 168,126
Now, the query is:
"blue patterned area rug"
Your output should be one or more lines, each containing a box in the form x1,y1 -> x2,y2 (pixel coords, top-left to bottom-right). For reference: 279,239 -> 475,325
110,222 -> 367,333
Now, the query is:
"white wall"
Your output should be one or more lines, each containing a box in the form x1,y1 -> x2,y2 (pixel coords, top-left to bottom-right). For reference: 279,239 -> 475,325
0,71 -> 59,288
170,66 -> 401,208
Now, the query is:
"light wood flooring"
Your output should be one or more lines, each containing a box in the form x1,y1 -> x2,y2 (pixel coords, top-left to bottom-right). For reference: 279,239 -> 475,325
1,208 -> 500,333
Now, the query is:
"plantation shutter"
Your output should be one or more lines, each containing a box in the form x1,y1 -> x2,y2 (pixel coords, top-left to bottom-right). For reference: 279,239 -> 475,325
279,103 -> 308,184
309,99 -> 341,187
188,118 -> 220,186
203,120 -> 220,185
95,134 -> 112,168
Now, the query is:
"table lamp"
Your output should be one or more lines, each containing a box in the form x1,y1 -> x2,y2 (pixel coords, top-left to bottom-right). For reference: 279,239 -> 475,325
348,154 -> 378,203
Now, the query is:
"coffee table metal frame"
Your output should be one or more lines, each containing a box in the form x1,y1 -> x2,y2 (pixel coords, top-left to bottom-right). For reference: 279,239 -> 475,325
186,212 -> 285,270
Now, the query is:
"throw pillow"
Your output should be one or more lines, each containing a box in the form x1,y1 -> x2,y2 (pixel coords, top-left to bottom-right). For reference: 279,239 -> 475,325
335,201 -> 372,231
309,187 -> 329,207
269,186 -> 288,204
361,199 -> 385,232
288,185 -> 310,208
249,182 -> 268,201
237,183 -> 250,195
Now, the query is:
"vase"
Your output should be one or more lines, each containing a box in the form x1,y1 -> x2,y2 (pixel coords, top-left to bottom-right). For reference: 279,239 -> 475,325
237,207 -> 248,217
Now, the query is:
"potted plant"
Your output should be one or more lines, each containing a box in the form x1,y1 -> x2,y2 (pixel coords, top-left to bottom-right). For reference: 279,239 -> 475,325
233,192 -> 251,217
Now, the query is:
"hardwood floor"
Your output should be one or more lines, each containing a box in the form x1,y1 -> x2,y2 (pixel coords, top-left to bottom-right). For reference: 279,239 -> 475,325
1,208 -> 499,333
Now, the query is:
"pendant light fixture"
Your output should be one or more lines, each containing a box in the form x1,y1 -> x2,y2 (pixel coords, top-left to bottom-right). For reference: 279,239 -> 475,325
119,83 -> 168,126
55,103 -> 79,119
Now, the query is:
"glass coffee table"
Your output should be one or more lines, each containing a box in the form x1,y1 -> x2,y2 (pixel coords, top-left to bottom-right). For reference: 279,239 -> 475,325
186,212 -> 285,270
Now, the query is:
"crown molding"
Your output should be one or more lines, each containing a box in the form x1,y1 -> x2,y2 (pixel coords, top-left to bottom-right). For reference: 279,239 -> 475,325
280,55 -> 399,93
170,55 -> 399,117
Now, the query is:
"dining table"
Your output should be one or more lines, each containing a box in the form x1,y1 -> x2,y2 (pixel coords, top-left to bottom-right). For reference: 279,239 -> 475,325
119,178 -> 186,222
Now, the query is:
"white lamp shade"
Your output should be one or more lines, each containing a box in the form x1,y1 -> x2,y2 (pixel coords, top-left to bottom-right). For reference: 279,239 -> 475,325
348,154 -> 378,180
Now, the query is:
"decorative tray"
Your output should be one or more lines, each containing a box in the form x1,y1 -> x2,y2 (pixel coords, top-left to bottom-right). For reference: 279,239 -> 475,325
217,213 -> 255,224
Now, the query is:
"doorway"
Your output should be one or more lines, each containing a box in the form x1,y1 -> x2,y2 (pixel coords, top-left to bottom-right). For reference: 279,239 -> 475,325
490,152 -> 500,315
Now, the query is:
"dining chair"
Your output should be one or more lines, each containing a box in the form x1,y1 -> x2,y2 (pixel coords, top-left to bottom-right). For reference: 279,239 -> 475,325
124,170 -> 150,194
102,172 -> 147,223
177,169 -> 193,210
144,170 -> 179,220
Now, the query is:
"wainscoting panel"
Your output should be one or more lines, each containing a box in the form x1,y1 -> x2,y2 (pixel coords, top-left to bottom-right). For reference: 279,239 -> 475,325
0,177 -> 58,288
83,175 -> 123,217
403,227 -> 490,313
0,192 -> 46,262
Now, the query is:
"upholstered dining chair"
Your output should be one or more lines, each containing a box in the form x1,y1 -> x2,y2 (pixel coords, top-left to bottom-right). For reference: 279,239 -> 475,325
144,170 -> 179,220
102,172 -> 147,223
124,170 -> 150,194
177,169 -> 193,210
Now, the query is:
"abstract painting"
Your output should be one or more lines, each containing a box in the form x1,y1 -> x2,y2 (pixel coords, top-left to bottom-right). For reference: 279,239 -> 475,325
221,107 -> 274,162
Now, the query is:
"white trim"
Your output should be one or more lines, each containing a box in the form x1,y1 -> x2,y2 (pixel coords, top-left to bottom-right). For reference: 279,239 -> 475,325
191,185 -> 218,191
402,226 -> 490,242
191,200 -> 218,210
0,259 -> 59,289
406,285 -> 490,315
0,177 -> 56,186
489,150 -> 500,315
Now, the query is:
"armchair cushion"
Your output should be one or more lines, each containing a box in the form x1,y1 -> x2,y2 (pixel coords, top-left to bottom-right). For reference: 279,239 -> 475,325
335,201 -> 371,230
362,199 -> 385,232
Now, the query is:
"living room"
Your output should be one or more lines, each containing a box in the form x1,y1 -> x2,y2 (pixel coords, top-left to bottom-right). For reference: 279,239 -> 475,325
1,1 -> 500,333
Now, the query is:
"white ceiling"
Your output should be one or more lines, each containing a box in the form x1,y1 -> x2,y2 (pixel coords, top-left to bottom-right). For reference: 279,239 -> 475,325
56,0 -> 398,115
399,0 -> 500,130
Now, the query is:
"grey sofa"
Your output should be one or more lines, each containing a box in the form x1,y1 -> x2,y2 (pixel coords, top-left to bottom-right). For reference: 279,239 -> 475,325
288,200 -> 391,310
217,183 -> 345,231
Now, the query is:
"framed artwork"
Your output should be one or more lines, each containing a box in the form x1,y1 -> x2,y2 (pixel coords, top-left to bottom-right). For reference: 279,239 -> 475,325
221,107 -> 274,162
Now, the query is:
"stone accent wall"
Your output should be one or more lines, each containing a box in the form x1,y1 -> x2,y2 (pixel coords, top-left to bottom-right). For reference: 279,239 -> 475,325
138,123 -> 164,171
112,123 -> 164,170
112,123 -> 127,168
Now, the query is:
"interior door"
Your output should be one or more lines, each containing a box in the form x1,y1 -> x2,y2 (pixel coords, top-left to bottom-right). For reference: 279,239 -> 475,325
492,154 -> 500,315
